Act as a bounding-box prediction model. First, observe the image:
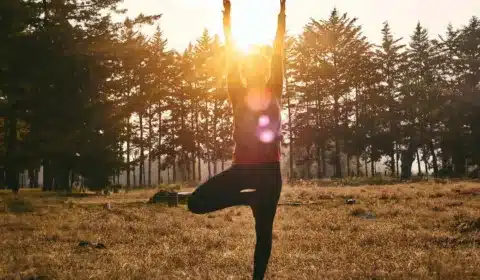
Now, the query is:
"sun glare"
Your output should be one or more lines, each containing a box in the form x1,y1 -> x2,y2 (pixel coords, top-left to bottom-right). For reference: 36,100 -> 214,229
232,25 -> 272,53
229,0 -> 277,53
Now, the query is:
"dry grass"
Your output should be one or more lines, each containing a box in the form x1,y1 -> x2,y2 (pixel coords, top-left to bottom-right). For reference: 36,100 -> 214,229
1,181 -> 479,280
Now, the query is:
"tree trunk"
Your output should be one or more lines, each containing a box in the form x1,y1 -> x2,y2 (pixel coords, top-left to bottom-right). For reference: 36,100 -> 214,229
452,150 -> 466,177
428,140 -> 438,177
213,101 -> 218,176
370,154 -> 374,177
167,167 -> 170,184
157,107 -> 163,185
139,114 -> 144,187
196,108 -> 201,181
207,152 -> 211,178
148,155 -> 152,187
346,154 -> 351,177
306,160 -> 311,179
334,133 -> 342,178
28,167 -> 37,188
423,155 -> 429,177
157,158 -> 162,185
192,154 -> 196,182
401,141 -> 416,179
356,155 -> 360,177
172,159 -> 176,183
132,165 -> 136,187
390,145 -> 396,176
185,155 -> 190,181
54,162 -> 70,192
34,168 -> 39,188
416,150 -> 422,175
126,118 -> 131,187
364,158 -> 368,177
321,146 -> 327,177
316,144 -> 322,179
5,115 -> 19,193
43,160 -> 53,191
148,108 -> 153,187
197,154 -> 201,181
0,168 -> 5,188
142,161 -> 146,187
395,143 -> 400,177
62,167 -> 72,193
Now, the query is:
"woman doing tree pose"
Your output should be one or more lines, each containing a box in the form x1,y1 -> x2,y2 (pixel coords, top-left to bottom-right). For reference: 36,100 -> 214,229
188,1 -> 286,279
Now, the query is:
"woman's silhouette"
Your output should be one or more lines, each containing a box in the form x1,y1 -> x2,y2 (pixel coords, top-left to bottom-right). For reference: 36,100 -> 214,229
188,1 -> 286,279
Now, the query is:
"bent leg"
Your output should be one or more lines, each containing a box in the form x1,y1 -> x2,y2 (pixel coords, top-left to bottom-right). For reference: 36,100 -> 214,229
188,166 -> 251,214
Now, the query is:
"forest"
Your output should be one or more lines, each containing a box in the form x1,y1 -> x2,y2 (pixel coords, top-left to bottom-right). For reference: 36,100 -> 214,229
1,0 -> 479,193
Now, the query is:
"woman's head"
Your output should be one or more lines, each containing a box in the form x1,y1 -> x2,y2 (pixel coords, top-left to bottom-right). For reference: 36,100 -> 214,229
241,53 -> 270,88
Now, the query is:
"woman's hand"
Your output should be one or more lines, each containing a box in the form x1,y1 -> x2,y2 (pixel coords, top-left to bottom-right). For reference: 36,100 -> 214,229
223,0 -> 231,16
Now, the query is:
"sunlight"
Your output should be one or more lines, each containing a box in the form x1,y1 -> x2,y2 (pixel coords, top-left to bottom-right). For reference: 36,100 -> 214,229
232,24 -> 272,53
229,0 -> 277,53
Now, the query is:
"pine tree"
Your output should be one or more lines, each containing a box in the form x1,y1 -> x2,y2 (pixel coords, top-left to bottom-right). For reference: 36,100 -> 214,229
374,22 -> 406,176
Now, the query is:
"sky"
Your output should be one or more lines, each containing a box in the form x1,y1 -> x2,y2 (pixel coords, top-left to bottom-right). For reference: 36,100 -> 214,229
119,0 -> 480,51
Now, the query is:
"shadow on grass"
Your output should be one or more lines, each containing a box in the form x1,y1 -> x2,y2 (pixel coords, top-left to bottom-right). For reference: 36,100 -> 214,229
1,195 -> 35,213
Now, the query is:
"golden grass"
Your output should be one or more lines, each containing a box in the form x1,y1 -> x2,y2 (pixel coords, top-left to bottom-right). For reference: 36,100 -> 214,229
1,181 -> 479,279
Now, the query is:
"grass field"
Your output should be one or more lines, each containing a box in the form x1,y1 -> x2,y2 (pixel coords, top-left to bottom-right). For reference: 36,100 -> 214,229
1,181 -> 479,280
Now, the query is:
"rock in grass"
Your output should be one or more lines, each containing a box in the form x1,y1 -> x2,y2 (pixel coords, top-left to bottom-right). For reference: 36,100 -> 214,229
345,198 -> 357,205
95,243 -> 106,249
149,190 -> 171,204
78,241 -> 106,249
78,241 -> 90,247
149,190 -> 191,206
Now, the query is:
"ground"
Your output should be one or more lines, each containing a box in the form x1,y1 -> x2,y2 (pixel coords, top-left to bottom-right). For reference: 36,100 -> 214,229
1,181 -> 479,280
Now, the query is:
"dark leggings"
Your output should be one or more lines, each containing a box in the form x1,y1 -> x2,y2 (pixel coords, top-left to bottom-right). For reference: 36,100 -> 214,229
188,162 -> 282,280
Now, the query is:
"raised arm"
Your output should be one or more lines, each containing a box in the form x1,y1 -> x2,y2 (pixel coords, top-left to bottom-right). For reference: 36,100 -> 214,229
223,0 -> 243,102
270,0 -> 286,97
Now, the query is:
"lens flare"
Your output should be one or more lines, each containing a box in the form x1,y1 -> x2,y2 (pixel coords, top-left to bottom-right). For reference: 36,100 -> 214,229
259,130 -> 275,143
258,115 -> 270,127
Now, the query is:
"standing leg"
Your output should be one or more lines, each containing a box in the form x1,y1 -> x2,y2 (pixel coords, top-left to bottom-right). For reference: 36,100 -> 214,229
251,164 -> 282,280
251,202 -> 277,280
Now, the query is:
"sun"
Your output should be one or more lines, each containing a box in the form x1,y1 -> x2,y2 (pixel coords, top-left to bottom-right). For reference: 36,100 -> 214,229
232,22 -> 273,53
229,0 -> 277,53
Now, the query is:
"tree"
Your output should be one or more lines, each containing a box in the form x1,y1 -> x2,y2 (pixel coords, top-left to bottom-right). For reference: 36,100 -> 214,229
374,22 -> 406,176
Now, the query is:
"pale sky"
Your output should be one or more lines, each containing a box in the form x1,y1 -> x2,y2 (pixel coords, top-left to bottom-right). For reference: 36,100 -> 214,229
120,0 -> 480,51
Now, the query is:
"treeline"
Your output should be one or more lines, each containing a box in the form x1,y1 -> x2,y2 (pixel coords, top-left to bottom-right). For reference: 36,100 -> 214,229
1,1 -> 479,193
286,11 -> 479,180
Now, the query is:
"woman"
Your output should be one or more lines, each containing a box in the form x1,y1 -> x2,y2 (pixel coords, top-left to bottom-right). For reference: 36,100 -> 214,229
188,1 -> 286,279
